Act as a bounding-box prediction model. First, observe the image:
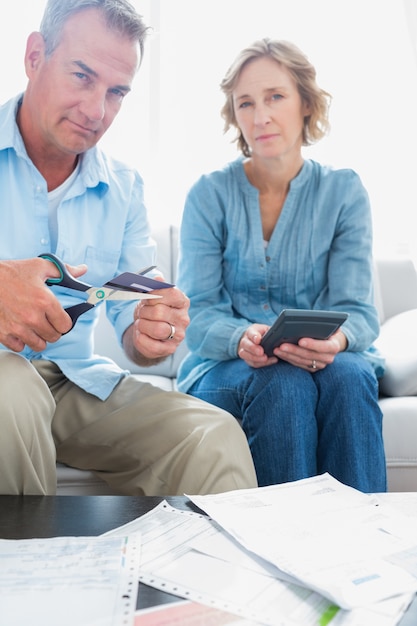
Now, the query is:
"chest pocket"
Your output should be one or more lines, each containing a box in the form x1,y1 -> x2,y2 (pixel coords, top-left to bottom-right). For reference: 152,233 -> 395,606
84,246 -> 120,286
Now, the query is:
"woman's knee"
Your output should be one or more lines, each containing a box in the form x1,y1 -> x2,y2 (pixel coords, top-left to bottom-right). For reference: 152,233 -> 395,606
245,362 -> 316,404
321,352 -> 378,392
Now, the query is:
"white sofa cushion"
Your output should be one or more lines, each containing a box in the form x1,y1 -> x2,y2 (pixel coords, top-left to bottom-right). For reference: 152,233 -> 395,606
56,463 -> 118,495
376,308 -> 417,397
380,396 -> 417,491
374,257 -> 417,324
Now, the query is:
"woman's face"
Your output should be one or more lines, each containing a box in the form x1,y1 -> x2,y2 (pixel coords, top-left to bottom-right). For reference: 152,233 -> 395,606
232,56 -> 309,161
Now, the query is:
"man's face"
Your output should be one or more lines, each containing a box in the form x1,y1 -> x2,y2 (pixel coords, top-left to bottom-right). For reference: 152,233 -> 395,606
24,8 -> 140,157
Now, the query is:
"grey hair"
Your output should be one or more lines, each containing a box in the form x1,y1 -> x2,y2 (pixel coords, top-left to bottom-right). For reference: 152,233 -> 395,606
40,0 -> 149,62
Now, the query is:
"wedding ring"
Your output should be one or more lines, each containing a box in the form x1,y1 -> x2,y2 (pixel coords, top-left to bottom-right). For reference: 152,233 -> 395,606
311,359 -> 317,370
165,323 -> 175,341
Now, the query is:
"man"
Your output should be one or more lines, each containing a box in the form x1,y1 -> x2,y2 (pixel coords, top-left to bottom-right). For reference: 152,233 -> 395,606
0,0 -> 258,495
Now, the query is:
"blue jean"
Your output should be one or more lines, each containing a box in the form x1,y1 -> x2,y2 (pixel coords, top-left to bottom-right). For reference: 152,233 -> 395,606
189,352 -> 387,492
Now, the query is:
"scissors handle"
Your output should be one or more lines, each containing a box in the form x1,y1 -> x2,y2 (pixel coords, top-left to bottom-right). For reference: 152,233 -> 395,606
63,302 -> 94,330
39,253 -> 91,291
39,253 -> 94,333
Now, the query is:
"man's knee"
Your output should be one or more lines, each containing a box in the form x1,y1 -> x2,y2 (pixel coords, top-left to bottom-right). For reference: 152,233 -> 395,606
0,351 -> 32,383
178,397 -> 258,492
150,393 -> 257,494
0,352 -> 55,435
0,353 -> 56,494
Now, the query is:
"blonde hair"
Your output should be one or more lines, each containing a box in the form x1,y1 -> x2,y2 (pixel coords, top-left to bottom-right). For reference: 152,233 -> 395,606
220,38 -> 331,156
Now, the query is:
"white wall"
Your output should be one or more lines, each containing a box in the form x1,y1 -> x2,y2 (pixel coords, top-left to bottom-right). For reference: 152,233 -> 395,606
2,1 -> 417,259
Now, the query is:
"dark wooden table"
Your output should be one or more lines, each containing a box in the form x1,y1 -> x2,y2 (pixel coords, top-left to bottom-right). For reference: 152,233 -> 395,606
0,495 -> 196,538
1,495 -> 416,623
0,495 -> 198,611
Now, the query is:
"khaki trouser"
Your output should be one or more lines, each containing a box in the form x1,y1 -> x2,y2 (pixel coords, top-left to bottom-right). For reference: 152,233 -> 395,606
0,352 -> 257,495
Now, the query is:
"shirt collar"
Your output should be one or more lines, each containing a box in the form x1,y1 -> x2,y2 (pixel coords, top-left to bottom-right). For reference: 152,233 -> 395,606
0,93 -> 109,192
0,94 -> 27,156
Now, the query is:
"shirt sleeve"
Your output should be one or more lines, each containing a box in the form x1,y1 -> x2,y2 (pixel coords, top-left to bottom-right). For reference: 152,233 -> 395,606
105,169 -> 157,345
178,176 -> 251,361
316,168 -> 380,352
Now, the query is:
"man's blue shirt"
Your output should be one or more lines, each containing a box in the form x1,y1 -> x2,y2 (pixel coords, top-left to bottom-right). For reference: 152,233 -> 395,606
0,94 -> 156,400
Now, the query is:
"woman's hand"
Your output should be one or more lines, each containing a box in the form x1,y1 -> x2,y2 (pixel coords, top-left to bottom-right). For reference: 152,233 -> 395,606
238,323 -> 278,368
273,329 -> 347,372
238,325 -> 347,371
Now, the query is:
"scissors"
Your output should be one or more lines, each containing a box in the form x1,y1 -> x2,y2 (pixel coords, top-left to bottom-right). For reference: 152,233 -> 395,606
39,253 -> 161,331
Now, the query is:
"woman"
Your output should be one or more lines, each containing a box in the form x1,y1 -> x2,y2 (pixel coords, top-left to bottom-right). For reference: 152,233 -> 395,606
176,38 -> 386,492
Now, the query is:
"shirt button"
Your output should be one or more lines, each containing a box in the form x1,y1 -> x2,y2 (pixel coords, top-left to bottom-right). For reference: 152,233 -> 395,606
266,256 -> 271,262
40,238 -> 48,245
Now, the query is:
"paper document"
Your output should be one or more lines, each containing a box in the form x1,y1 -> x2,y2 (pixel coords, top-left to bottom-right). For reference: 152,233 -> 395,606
0,534 -> 141,626
189,473 -> 417,609
105,501 -> 338,625
135,599 -> 260,625
104,500 -> 414,626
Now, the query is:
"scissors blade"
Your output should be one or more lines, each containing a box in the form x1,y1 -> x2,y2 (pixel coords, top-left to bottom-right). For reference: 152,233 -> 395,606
104,291 -> 161,301
85,286 -> 160,305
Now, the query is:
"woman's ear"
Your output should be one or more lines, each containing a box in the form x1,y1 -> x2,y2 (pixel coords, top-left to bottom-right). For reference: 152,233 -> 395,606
24,32 -> 46,78
302,99 -> 312,116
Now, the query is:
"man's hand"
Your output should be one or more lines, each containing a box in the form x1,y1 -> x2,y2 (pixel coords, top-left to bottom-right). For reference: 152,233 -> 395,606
0,257 -> 85,352
122,279 -> 190,365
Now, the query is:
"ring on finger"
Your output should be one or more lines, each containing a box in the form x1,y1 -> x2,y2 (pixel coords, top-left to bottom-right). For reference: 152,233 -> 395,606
164,323 -> 175,341
311,359 -> 317,370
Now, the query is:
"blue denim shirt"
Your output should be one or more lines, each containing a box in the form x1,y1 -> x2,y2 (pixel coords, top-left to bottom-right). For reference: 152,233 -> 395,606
0,94 -> 156,400
177,157 -> 384,393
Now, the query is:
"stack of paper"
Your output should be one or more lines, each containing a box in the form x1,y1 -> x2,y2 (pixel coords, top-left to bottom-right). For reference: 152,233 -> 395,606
106,474 -> 417,626
190,473 -> 417,609
5,474 -> 415,626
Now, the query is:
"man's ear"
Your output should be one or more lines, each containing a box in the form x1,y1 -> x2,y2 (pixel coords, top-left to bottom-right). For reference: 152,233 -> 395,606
24,32 -> 46,78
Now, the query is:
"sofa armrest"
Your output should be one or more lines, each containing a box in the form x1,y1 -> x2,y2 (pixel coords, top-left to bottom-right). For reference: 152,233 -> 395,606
374,257 -> 417,323
374,256 -> 417,397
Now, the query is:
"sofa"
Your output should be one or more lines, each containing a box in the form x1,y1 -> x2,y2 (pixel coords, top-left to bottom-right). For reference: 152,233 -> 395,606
56,225 -> 417,494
